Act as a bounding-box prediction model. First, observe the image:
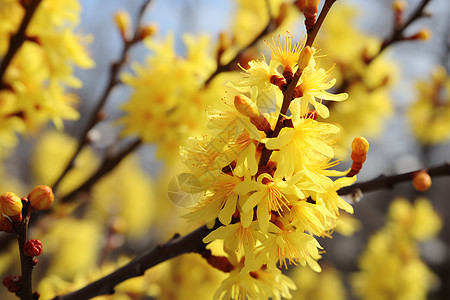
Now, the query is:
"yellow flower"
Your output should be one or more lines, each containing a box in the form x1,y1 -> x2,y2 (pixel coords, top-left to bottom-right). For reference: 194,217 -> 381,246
184,173 -> 242,226
234,173 -> 290,233
265,33 -> 305,72
264,117 -> 340,178
294,63 -> 348,118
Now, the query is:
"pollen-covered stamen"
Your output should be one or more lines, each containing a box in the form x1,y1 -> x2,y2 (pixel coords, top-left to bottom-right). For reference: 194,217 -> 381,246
265,33 -> 304,72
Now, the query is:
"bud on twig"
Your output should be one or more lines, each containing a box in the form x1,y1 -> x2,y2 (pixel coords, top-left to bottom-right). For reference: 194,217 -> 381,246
0,192 -> 23,222
2,275 -> 22,293
348,137 -> 369,177
114,10 -> 131,41
0,214 -> 13,232
412,170 -> 432,192
138,23 -> 158,40
28,185 -> 54,210
296,0 -> 319,32
23,239 -> 44,257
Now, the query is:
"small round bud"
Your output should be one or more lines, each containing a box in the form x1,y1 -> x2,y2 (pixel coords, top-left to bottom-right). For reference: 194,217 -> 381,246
0,192 -> 22,222
0,214 -> 13,233
352,137 -> 370,156
139,23 -> 158,40
28,185 -> 54,210
2,275 -> 22,293
114,10 -> 131,40
412,171 -> 432,192
411,28 -> 431,40
23,239 -> 43,257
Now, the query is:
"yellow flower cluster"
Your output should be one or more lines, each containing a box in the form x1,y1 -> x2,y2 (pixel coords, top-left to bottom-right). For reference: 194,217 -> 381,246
0,0 -> 94,148
318,4 -> 395,156
408,65 -> 450,145
181,34 -> 357,299
352,197 -> 441,300
118,33 -> 219,163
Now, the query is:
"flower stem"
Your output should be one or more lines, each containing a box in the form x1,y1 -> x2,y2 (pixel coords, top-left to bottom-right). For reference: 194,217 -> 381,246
16,202 -> 34,300
0,0 -> 42,87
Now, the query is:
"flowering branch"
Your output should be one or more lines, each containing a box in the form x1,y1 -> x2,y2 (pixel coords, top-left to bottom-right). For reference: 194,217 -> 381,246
337,162 -> 450,196
259,0 -> 337,167
0,0 -> 42,86
52,223 -> 217,300
51,0 -> 154,193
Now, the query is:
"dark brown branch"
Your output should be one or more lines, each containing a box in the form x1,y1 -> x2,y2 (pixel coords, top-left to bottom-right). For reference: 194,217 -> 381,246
51,0 -> 153,192
59,139 -> 142,204
337,162 -> 450,196
15,201 -> 33,300
0,0 -> 42,86
258,0 -> 337,167
367,0 -> 432,63
52,223 -> 216,300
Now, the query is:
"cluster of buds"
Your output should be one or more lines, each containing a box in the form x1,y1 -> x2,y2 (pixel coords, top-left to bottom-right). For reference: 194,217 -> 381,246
0,185 -> 54,233
114,10 -> 157,42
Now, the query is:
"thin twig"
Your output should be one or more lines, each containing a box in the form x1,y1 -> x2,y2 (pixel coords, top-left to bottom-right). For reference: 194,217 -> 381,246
51,0 -> 153,192
367,0 -> 432,63
59,139 -> 142,204
0,0 -> 42,86
337,162 -> 450,195
204,19 -> 276,86
52,223 -> 216,300
259,0 -> 337,167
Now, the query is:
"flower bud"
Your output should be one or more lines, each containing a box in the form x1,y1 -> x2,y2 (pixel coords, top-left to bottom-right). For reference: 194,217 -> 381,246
352,137 -> 369,156
412,170 -> 432,192
0,192 -> 22,222
297,46 -> 313,73
296,0 -> 319,31
0,214 -> 13,233
2,275 -> 22,293
409,28 -> 431,40
114,10 -> 131,40
234,95 -> 260,119
28,185 -> 54,210
139,23 -> 158,40
23,239 -> 43,257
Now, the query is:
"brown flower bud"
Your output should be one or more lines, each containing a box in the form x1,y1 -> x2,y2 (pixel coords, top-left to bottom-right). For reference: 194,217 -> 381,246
139,23 -> 158,40
0,192 -> 22,222
412,170 -> 432,192
23,239 -> 43,257
28,185 -> 54,210
2,275 -> 22,293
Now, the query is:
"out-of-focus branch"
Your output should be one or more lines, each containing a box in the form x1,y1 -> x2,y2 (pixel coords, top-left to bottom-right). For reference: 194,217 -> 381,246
52,223 -> 216,300
204,18 -> 276,86
367,0 -> 432,63
52,0 -> 153,193
59,139 -> 142,204
0,0 -> 42,86
337,162 -> 450,196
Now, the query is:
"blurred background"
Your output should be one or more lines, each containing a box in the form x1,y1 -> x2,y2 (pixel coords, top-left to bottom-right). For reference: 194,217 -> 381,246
1,0 -> 450,299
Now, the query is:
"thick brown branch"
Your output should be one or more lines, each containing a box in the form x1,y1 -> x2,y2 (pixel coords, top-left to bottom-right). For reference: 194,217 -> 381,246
16,202 -> 33,300
52,223 -> 216,300
0,0 -> 42,86
52,0 -> 153,192
337,162 -> 450,196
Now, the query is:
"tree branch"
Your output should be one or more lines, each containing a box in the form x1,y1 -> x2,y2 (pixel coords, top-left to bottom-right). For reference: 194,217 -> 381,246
337,162 -> 450,196
52,223 -> 216,300
0,0 -> 42,86
51,0 -> 154,192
